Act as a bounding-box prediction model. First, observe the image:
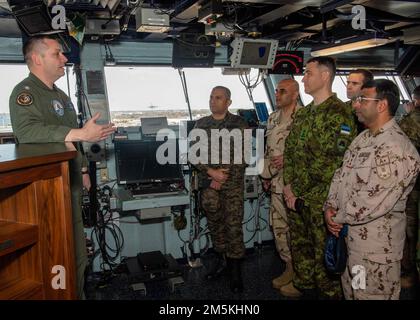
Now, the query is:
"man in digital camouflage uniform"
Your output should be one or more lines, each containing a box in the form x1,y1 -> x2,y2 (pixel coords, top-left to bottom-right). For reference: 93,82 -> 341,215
325,79 -> 420,300
9,36 -> 115,299
192,86 -> 248,293
346,69 -> 374,134
398,85 -> 420,288
260,79 -> 301,290
282,57 -> 357,299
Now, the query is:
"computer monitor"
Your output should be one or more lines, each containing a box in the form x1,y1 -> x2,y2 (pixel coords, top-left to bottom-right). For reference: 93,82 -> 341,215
237,109 -> 259,127
141,117 -> 168,136
254,102 -> 269,123
114,139 -> 183,185
230,37 -> 279,69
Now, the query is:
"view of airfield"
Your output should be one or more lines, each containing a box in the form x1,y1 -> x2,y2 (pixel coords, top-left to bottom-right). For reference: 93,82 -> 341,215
110,108 -> 245,127
0,109 -> 239,132
0,109 -> 244,132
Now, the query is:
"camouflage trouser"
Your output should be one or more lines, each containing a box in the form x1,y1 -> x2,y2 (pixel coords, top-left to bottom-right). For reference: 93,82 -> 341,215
402,189 -> 419,276
342,250 -> 400,300
201,185 -> 245,259
72,188 -> 88,300
269,192 -> 292,262
288,200 -> 342,298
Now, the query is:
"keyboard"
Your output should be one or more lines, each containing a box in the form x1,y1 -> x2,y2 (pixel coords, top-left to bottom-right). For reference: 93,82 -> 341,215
129,183 -> 184,198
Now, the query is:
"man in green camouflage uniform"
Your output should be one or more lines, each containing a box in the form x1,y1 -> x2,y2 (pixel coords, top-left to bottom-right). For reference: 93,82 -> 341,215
345,69 -> 374,134
9,36 -> 115,299
282,57 -> 357,299
398,85 -> 420,288
192,86 -> 247,293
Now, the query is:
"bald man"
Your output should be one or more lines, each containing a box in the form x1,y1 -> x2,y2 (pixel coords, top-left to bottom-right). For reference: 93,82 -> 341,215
261,79 -> 301,290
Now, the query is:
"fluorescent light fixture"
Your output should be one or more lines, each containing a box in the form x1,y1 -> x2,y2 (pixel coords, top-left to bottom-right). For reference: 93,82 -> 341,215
311,34 -> 393,57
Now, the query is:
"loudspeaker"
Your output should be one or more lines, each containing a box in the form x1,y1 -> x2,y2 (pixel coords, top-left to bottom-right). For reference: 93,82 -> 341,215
172,33 -> 216,68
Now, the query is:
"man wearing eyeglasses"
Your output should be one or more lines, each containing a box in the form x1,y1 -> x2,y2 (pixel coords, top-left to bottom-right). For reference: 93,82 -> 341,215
324,79 -> 420,300
398,85 -> 420,289
346,69 -> 374,134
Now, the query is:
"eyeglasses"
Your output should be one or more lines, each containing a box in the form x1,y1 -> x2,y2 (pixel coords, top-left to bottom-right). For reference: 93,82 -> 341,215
354,96 -> 381,103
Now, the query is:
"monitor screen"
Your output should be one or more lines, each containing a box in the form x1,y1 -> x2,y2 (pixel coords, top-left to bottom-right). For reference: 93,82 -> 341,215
237,109 -> 259,127
115,140 -> 183,185
240,42 -> 271,66
254,102 -> 269,123
230,37 -> 278,69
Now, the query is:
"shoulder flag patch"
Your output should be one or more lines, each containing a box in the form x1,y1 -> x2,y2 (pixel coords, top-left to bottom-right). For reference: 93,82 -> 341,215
17,92 -> 33,106
340,124 -> 351,135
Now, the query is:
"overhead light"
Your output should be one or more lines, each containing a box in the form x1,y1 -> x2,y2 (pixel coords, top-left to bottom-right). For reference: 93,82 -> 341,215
310,34 -> 393,57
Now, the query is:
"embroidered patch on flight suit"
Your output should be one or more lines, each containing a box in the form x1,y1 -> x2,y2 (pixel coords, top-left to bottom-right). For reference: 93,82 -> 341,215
375,155 -> 391,180
16,92 -> 33,106
52,99 -> 64,116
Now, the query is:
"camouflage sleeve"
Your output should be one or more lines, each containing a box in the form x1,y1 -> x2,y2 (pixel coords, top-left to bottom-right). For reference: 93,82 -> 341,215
222,118 -> 248,176
324,149 -> 351,211
9,92 -> 71,143
283,109 -> 304,187
190,119 -> 210,174
300,112 -> 356,199
399,116 -> 420,149
344,148 -> 420,225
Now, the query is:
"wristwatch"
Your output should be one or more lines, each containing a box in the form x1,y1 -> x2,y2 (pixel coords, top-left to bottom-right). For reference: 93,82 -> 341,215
81,169 -> 89,175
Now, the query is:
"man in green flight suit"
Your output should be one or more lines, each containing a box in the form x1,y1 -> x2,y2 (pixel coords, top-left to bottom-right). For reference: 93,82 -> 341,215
398,85 -> 420,288
282,57 -> 357,299
9,36 -> 115,299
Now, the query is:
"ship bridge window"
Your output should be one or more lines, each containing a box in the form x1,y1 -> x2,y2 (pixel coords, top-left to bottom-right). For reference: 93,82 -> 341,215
0,64 -> 77,134
104,66 -> 271,127
294,74 -> 411,107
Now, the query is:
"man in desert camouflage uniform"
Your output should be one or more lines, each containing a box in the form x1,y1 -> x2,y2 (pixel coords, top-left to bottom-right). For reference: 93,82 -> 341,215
282,57 -> 357,299
325,79 -> 420,300
398,85 -> 420,288
260,79 -> 301,290
346,69 -> 374,134
192,86 -> 248,293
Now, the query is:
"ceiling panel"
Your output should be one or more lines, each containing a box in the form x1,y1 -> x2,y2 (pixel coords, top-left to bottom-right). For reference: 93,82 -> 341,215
363,0 -> 420,18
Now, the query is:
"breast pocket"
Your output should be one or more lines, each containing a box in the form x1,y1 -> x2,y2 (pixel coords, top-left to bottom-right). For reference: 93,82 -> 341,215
352,155 -> 373,188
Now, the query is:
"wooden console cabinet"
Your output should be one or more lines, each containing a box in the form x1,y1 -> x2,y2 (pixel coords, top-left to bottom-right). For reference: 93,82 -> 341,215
0,143 -> 77,299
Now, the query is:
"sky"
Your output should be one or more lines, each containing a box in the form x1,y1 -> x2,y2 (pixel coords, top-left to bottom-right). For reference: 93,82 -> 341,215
104,66 -> 272,111
0,64 -> 410,115
0,64 -> 272,114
